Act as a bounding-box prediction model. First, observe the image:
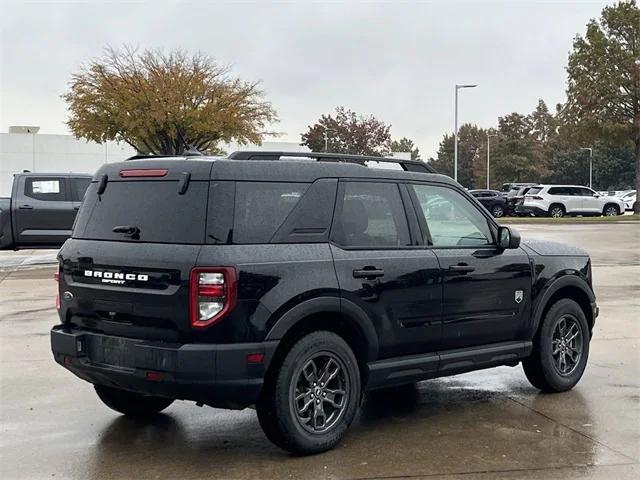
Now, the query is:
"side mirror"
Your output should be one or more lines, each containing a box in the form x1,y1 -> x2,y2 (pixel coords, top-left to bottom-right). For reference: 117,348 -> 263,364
593,193 -> 600,198
498,226 -> 521,250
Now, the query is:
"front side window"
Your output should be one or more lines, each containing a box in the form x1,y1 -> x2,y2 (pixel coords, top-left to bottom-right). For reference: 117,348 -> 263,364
24,177 -> 67,201
333,182 -> 410,248
411,184 -> 493,247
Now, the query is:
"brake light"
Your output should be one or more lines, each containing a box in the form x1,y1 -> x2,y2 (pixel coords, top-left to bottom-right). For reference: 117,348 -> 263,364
55,267 -> 60,310
526,195 -> 544,200
189,267 -> 237,329
119,169 -> 168,178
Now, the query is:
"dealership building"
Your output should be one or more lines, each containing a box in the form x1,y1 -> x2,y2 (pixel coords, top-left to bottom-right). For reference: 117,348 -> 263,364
0,127 -> 311,196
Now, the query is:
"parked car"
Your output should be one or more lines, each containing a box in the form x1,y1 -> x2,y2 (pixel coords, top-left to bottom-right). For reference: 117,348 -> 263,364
469,189 -> 508,217
507,185 -> 540,215
501,182 -> 538,196
52,151 -> 597,455
621,191 -> 636,211
0,172 -> 92,250
516,185 -> 625,218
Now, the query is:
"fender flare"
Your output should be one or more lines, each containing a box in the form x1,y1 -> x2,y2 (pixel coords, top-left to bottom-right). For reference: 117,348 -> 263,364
531,274 -> 595,334
265,296 -> 379,362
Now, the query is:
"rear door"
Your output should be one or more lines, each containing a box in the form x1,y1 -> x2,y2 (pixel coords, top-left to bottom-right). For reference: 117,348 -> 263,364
15,175 -> 75,245
330,180 -> 442,360
59,161 -> 212,341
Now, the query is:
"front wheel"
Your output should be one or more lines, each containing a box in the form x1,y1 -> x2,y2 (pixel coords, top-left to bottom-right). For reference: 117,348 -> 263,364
257,331 -> 361,455
522,299 -> 590,392
94,385 -> 174,417
603,204 -> 619,216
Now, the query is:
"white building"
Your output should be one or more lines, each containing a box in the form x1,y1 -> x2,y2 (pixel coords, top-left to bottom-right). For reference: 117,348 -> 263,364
0,129 -> 308,196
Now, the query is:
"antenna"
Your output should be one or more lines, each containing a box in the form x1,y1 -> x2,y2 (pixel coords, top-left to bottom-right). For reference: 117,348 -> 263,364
175,127 -> 203,157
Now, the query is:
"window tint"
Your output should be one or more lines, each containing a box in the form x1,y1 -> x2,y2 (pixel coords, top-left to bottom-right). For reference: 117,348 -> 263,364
71,177 -> 91,201
233,182 -> 309,244
577,187 -> 595,196
24,177 -> 67,201
411,185 -> 493,247
333,182 -> 410,247
73,180 -> 208,244
548,187 -> 567,196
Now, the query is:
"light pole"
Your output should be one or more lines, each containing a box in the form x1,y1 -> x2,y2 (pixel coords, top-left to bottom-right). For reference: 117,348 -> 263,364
454,83 -> 478,182
486,134 -> 497,190
321,127 -> 337,152
580,147 -> 593,188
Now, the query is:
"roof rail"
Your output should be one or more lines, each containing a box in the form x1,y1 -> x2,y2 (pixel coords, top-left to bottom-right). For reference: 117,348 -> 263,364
126,154 -> 183,160
227,151 -> 436,174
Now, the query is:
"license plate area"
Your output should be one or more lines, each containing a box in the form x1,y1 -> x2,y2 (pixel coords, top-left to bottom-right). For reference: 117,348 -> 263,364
88,335 -> 136,369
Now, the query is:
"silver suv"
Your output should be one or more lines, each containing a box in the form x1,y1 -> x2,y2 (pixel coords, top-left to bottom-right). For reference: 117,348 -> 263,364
516,185 -> 625,218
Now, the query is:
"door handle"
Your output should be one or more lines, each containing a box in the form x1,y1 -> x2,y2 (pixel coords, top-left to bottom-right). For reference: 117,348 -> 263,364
19,204 -> 33,210
353,268 -> 385,279
448,264 -> 475,274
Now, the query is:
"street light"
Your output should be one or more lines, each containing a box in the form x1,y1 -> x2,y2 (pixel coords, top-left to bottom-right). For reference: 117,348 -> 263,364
321,127 -> 337,152
486,133 -> 497,190
454,83 -> 478,182
580,147 -> 593,189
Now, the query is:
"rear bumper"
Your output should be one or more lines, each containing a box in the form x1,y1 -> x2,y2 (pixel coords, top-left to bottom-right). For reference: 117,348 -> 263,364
51,326 -> 279,409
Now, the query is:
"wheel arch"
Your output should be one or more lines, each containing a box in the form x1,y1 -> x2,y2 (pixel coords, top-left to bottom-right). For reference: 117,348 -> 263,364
264,296 -> 379,387
532,275 -> 595,339
602,202 -> 620,215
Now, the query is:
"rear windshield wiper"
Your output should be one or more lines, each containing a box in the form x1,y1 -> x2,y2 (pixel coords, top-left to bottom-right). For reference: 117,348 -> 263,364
112,225 -> 140,239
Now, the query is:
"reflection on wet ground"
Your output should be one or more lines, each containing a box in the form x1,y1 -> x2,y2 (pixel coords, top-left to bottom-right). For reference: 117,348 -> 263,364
1,223 -> 638,479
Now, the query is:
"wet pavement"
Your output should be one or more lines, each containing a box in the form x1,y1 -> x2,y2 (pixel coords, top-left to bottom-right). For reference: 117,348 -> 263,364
0,223 -> 638,479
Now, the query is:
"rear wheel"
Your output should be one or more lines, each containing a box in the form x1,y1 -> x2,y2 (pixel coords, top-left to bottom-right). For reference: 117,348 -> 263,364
522,299 -> 590,392
491,204 -> 505,218
603,204 -> 619,216
257,331 -> 361,455
94,385 -> 174,417
548,204 -> 565,218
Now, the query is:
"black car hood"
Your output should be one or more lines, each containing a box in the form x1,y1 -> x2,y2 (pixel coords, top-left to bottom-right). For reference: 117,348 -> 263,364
521,238 -> 589,257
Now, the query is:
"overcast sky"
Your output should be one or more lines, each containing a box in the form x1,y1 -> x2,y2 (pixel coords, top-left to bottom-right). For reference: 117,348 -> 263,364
0,0 -> 609,158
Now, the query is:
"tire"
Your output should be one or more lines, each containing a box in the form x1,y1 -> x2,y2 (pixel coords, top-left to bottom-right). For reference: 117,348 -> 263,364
94,385 -> 174,417
257,331 -> 361,455
522,299 -> 590,392
491,204 -> 505,218
548,204 -> 565,218
602,204 -> 619,216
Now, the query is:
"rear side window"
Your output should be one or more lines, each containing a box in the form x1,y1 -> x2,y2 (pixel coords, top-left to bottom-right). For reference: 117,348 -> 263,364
24,177 -> 67,201
71,177 -> 91,201
73,180 -> 208,244
548,187 -> 567,195
332,182 -> 410,248
233,182 -> 309,244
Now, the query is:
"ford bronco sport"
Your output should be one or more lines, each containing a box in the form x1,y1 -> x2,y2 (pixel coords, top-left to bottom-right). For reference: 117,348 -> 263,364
51,151 -> 597,454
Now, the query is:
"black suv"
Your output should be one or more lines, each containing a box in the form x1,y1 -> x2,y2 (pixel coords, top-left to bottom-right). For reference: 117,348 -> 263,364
51,151 -> 597,454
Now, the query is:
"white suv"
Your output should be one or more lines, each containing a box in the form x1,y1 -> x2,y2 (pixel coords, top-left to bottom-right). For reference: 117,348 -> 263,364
516,185 -> 625,218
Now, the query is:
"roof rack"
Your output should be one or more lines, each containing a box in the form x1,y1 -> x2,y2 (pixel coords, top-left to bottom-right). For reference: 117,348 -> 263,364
226,151 -> 436,174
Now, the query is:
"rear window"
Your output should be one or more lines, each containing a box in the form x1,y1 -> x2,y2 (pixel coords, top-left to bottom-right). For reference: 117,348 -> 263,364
233,182 -> 310,244
73,180 -> 208,244
526,187 -> 542,195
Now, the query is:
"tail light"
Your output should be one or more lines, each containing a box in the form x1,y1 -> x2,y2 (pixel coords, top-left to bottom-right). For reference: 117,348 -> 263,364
189,267 -> 237,329
54,266 -> 61,310
526,195 -> 543,200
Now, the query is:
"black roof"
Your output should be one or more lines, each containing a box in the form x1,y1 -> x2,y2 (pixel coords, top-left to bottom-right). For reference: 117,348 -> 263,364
106,151 -> 451,185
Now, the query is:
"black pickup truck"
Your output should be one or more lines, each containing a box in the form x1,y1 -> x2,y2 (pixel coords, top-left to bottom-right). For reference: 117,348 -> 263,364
0,172 -> 91,250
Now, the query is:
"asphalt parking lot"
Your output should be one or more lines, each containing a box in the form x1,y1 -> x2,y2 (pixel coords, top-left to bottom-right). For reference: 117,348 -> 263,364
1,222 -> 638,480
